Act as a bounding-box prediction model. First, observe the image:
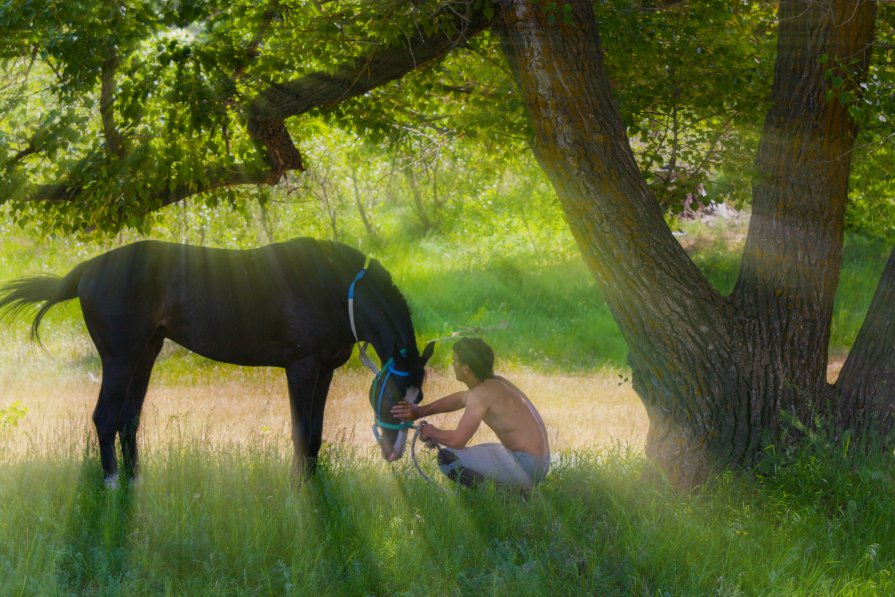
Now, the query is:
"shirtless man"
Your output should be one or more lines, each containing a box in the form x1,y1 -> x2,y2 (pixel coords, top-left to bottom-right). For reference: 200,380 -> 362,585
391,338 -> 550,490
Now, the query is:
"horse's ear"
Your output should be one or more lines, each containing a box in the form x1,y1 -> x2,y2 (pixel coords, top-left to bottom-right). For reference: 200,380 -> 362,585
421,341 -> 436,365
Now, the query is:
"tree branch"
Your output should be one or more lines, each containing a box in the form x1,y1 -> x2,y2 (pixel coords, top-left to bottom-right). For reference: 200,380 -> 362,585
156,166 -> 278,207
27,165 -> 274,207
9,2 -> 492,216
246,0 -> 492,178
100,48 -> 127,158
233,0 -> 280,82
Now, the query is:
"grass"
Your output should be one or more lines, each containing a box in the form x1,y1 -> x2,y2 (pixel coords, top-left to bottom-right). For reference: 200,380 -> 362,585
3,212 -> 895,594
1,434 -> 894,595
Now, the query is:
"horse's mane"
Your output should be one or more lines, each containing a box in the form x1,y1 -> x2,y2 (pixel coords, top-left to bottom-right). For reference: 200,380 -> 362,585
366,258 -> 412,320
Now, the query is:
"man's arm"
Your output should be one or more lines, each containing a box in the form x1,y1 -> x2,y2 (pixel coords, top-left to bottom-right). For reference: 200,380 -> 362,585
419,394 -> 487,449
391,390 -> 467,421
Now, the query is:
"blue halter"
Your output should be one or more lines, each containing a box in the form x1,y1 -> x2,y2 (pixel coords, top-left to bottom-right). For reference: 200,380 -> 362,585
348,266 -> 416,434
370,357 -> 414,431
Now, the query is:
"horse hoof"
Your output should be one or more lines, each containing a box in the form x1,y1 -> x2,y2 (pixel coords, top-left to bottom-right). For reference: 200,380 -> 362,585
103,474 -> 119,490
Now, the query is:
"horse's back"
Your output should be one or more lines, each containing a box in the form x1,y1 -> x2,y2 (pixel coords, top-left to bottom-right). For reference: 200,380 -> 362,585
78,238 -> 363,296
77,238 -> 365,365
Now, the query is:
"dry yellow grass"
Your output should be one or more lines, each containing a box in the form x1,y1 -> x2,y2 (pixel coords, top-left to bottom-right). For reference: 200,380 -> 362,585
2,349 -> 648,462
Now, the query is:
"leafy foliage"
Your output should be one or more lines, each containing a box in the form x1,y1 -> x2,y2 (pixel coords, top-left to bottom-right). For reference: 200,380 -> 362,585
845,2 -> 895,241
595,1 -> 776,212
1,1 -> 891,236
0,401 -> 27,432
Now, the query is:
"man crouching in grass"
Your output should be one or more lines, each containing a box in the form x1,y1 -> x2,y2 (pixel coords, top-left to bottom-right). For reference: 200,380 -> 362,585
391,338 -> 550,490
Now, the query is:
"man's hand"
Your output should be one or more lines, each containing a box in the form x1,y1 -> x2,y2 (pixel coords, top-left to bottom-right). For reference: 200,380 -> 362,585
391,400 -> 421,421
418,421 -> 439,449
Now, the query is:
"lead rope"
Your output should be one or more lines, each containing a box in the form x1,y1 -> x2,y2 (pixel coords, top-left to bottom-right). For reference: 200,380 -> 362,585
410,424 -> 443,490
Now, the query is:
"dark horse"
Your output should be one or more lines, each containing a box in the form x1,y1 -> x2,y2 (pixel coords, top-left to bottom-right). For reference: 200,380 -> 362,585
0,237 -> 433,486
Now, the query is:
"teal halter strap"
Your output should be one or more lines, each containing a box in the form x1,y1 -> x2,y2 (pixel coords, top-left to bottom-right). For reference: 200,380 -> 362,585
370,358 -> 415,431
347,266 -> 416,435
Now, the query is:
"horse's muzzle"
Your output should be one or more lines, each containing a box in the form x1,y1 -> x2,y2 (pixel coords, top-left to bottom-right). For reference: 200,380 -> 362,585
374,425 -> 409,461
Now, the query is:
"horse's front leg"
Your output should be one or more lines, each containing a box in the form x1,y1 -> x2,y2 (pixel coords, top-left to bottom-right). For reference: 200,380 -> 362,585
285,356 -> 322,481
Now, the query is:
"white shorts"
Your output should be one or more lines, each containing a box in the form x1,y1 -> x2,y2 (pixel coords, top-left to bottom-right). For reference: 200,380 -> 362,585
437,443 -> 549,490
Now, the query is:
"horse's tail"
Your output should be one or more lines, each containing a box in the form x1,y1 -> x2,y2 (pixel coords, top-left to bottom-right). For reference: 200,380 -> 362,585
0,260 -> 90,346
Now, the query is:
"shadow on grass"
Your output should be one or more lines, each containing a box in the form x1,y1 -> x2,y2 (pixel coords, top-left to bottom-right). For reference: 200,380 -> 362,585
298,470 -> 391,594
56,450 -> 136,594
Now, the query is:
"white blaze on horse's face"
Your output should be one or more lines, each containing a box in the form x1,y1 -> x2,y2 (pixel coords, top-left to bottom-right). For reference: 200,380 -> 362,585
403,386 -> 420,405
387,385 -> 420,461
379,426 -> 407,462
386,429 -> 407,462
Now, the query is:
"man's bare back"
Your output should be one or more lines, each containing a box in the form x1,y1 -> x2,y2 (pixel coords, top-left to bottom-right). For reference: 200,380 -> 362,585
470,376 -> 549,459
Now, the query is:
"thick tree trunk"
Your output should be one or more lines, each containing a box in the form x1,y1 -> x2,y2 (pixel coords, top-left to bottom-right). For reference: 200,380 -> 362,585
732,0 -> 877,427
495,0 -> 735,487
495,0 -> 877,488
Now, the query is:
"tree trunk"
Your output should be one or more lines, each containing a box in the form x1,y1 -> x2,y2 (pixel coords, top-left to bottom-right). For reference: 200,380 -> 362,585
495,0 -> 733,487
836,248 -> 895,436
350,170 -> 379,242
732,0 -> 877,427
404,168 -> 434,232
495,0 -> 877,488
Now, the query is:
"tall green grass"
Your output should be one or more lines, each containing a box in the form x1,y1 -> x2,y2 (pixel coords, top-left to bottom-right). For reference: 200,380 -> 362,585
1,434 -> 893,595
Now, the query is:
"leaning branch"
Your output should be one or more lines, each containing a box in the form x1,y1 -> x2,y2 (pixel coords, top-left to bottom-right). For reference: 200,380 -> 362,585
27,165 -> 274,207
13,2 -> 492,212
156,166 -> 279,207
246,1 -> 493,178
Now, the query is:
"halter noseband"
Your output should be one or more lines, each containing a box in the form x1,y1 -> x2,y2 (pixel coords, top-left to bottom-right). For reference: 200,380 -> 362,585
370,357 -> 414,432
348,267 -> 416,439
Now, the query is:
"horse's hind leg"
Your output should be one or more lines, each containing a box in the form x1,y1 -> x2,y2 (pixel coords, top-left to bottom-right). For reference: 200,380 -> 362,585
119,337 -> 164,482
285,356 -> 322,480
93,358 -> 137,486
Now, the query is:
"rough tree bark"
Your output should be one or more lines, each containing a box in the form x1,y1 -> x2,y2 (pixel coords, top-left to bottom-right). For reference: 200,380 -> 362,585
494,0 -> 880,488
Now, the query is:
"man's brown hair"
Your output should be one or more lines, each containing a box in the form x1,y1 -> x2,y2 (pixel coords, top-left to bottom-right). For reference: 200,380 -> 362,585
453,337 -> 495,380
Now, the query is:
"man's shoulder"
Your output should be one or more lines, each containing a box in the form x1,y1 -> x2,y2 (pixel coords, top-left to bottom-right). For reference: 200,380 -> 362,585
469,377 -> 508,402
466,380 -> 497,403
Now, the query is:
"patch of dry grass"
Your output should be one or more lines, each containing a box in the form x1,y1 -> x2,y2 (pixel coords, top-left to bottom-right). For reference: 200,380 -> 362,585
2,354 -> 647,462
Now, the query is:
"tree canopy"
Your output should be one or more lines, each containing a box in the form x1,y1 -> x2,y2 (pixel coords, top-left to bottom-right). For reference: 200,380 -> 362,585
8,1 -> 882,232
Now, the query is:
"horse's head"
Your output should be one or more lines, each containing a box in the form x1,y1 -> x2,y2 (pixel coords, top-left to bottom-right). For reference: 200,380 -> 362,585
370,341 -> 435,461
